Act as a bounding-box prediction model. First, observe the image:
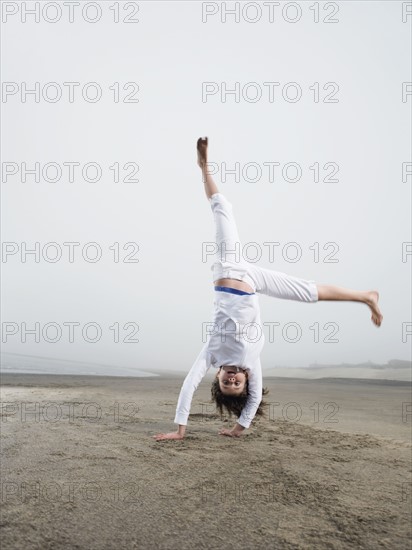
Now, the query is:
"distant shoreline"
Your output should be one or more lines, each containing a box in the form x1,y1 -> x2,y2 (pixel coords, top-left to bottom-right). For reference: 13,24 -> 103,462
2,353 -> 410,381
1,371 -> 410,386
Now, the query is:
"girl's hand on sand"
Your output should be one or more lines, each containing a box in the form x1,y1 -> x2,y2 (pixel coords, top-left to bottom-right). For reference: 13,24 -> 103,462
218,428 -> 242,438
152,432 -> 184,441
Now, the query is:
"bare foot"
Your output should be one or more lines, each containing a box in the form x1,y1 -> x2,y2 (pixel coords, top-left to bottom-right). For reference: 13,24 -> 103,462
366,290 -> 383,327
197,136 -> 208,168
152,432 -> 184,441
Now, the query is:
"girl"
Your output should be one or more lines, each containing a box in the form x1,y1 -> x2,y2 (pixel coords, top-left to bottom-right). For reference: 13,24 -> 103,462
153,137 -> 383,441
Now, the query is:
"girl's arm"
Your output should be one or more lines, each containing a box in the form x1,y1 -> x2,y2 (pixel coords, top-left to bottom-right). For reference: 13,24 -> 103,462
153,342 -> 211,441
238,357 -> 263,428
219,356 -> 263,437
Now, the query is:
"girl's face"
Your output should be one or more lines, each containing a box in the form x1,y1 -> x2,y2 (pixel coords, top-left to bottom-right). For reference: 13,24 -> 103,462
217,365 -> 248,395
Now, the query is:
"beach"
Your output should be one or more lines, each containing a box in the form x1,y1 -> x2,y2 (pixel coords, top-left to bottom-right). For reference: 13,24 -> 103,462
1,373 -> 411,549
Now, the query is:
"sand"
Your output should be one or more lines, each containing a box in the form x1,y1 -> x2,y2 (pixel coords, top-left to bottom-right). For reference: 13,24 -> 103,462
1,373 -> 411,550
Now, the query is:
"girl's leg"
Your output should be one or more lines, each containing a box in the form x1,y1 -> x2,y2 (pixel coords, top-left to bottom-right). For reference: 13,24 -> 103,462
197,137 -> 253,285
246,262 -> 383,327
209,191 -> 249,273
317,285 -> 383,326
197,137 -> 219,199
245,263 -> 319,303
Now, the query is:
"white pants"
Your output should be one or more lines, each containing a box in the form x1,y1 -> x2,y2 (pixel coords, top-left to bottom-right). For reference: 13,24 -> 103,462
209,193 -> 318,302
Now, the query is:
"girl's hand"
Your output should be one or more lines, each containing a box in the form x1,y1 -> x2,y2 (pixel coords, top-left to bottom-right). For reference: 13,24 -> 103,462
152,432 -> 184,441
218,428 -> 243,438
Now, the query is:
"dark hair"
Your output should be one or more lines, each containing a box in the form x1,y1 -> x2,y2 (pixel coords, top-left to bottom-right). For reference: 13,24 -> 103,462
210,371 -> 269,424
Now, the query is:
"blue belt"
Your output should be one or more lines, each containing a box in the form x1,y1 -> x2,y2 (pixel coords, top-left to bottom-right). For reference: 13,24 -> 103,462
214,286 -> 255,296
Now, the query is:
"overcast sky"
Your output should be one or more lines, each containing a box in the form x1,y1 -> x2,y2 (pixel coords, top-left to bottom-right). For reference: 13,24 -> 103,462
1,1 -> 411,374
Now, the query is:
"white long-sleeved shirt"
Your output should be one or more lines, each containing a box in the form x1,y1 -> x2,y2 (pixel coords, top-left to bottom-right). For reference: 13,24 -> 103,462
173,290 -> 265,429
